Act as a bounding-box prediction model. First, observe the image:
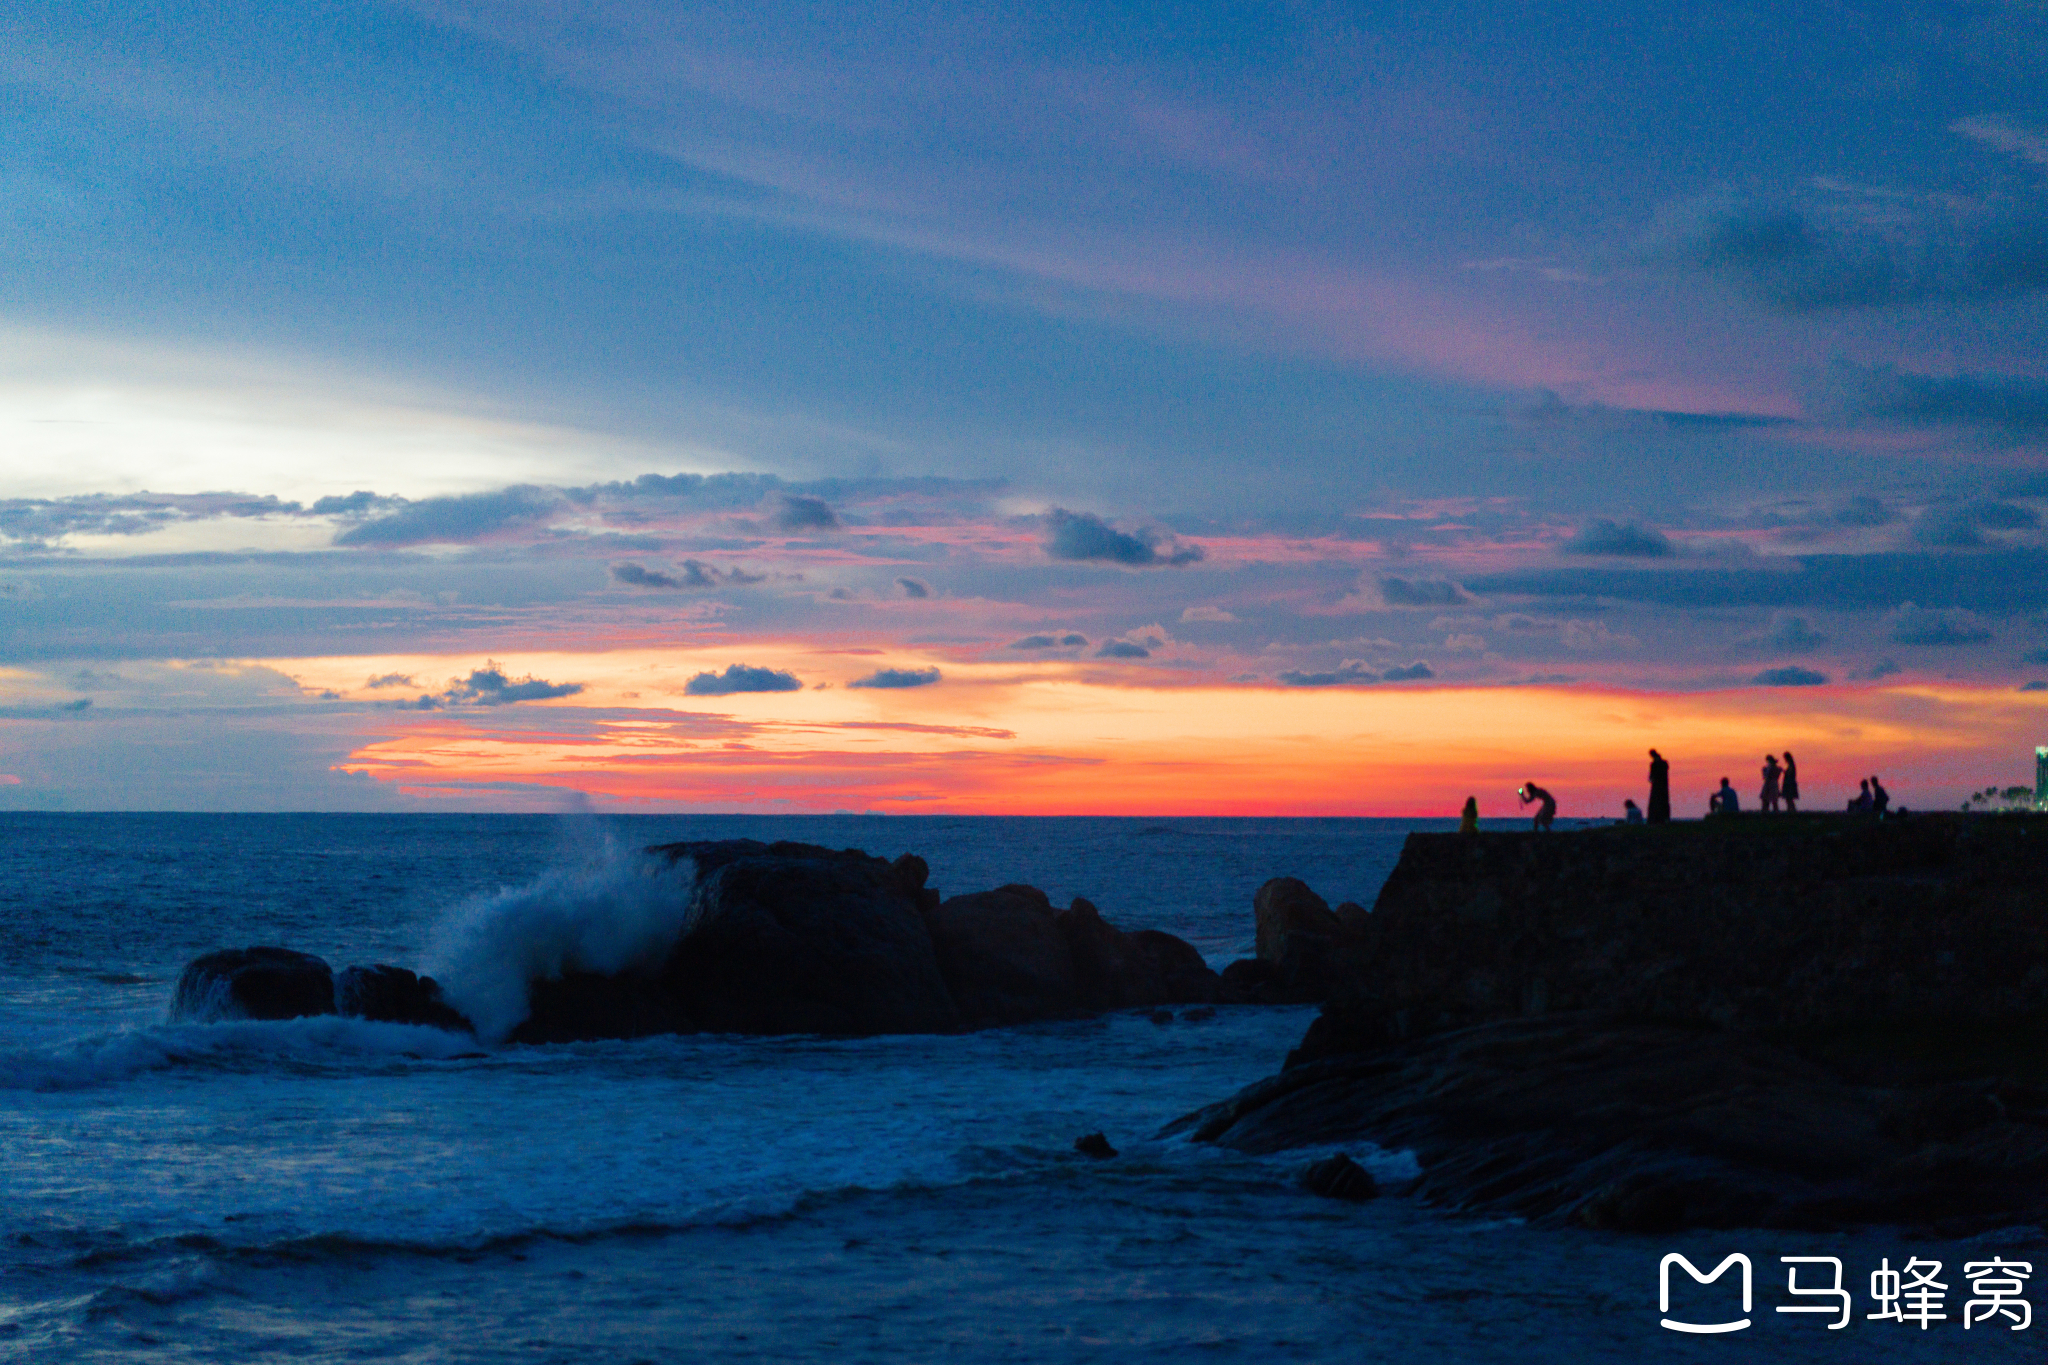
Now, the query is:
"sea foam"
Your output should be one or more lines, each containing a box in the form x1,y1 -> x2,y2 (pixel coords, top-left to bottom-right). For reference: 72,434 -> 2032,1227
424,838 -> 697,1042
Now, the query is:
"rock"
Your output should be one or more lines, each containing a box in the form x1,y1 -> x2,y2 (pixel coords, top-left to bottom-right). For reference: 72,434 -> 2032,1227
1181,1005 -> 1217,1022
1074,1132 -> 1118,1159
335,964 -> 471,1032
1218,877 -> 1346,1003
1254,876 -> 1339,962
515,971 -> 694,1045
1302,1153 -> 1378,1202
1054,896 -> 1221,1010
1147,1008 -> 1174,1024
169,946 -> 334,1022
651,840 -> 961,1037
924,885 -> 1082,1027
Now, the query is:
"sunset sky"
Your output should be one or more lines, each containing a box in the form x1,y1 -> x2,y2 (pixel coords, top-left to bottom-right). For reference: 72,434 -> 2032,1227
4,1 -> 2047,814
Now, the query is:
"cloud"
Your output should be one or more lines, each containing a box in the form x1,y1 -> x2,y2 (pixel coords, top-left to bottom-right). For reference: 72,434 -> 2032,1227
611,560 -> 760,589
60,697 -> 92,711
683,664 -> 804,695
1952,115 -> 2048,169
1889,603 -> 1994,646
334,486 -> 560,547
1010,633 -> 1087,649
1042,509 -> 1203,567
1753,666 -> 1829,686
1095,639 -> 1152,659
1180,605 -> 1236,622
1765,615 -> 1827,649
365,673 -> 416,689
1381,661 -> 1435,682
1909,500 -> 2040,548
1820,361 -> 2048,434
1278,661 -> 1376,686
1658,183 -> 2048,311
0,491 -> 304,546
2022,680 -> 2048,692
1833,496 -> 1896,527
1378,576 -> 1471,607
440,664 -> 584,706
1465,550 -> 2048,613
1560,519 -> 1674,557
848,666 -> 942,689
771,494 -> 841,532
1851,658 -> 1903,680
310,490 -> 397,517
895,577 -> 931,599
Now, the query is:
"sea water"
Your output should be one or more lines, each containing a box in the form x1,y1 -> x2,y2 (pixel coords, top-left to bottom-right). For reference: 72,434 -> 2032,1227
0,814 -> 2038,1362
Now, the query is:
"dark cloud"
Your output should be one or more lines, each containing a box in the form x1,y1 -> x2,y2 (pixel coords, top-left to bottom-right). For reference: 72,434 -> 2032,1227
1765,615 -> 1827,649
1753,666 -> 1829,686
683,664 -> 804,695
895,577 -> 931,599
1560,520 -> 1674,557
1042,509 -> 1203,567
1911,501 -> 2040,548
1466,550 -> 2048,613
1095,639 -> 1152,658
1379,576 -> 1470,607
364,673 -> 415,689
310,490 -> 397,517
611,560 -> 761,589
771,494 -> 842,532
334,486 -> 560,547
1889,603 -> 1994,646
1833,496 -> 1896,527
60,697 -> 92,711
1278,662 -> 1376,686
2022,680 -> 2048,692
0,492 -> 304,545
2023,647 -> 2048,664
848,666 -> 942,689
1381,661 -> 1435,682
1662,190 -> 2048,312
1517,390 -> 1793,431
1010,633 -> 1087,650
1851,658 -> 1903,681
441,664 -> 584,705
1820,361 -> 2048,433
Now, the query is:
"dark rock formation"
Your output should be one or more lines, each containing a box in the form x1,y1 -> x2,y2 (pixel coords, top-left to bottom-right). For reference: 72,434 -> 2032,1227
1301,1152 -> 1378,1202
1074,1132 -> 1118,1159
1219,876 -> 1348,1003
335,964 -> 471,1033
925,884 -> 1082,1028
1175,815 -> 2048,1232
515,839 -> 1218,1042
170,947 -> 334,1022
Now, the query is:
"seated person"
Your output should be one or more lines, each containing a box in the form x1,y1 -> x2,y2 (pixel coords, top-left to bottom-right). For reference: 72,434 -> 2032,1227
1623,799 -> 1644,825
1710,777 -> 1740,814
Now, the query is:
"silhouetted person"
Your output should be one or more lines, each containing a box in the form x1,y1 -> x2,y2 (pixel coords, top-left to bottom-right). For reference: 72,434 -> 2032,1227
1761,755 -> 1782,813
1849,778 -> 1872,813
1519,781 -> 1557,832
1459,796 -> 1479,834
1780,752 -> 1799,813
1623,798 -> 1644,825
1711,777 -> 1739,814
1647,749 -> 1671,824
1871,775 -> 1890,816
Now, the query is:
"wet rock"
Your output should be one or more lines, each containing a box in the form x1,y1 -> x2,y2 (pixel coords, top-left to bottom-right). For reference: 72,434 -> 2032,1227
1302,1153 -> 1378,1202
335,964 -> 472,1033
652,840 -> 960,1037
1180,1005 -> 1217,1022
1147,1008 -> 1175,1024
1074,1132 -> 1118,1159
924,885 -> 1082,1028
169,946 -> 334,1022
1218,877 -> 1347,1003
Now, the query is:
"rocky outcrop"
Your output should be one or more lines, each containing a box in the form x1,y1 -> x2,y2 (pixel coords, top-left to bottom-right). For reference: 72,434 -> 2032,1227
1176,814 -> 2048,1232
515,839 -> 1219,1043
335,965 -> 471,1032
1218,876 -> 1361,1003
170,946 -> 335,1022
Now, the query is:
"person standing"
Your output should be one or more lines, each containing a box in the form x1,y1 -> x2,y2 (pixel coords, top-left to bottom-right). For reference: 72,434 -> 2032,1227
1459,796 -> 1480,834
1871,775 -> 1890,816
1647,749 -> 1671,824
1781,752 -> 1799,813
1761,755 -> 1782,813
1519,781 -> 1557,831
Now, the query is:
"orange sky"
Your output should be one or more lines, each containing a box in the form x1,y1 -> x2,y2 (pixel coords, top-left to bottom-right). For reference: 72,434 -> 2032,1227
281,650 -> 2048,815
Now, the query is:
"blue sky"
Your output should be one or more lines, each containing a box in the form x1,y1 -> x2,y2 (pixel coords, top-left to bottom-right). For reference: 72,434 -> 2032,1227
2,1 -> 2046,810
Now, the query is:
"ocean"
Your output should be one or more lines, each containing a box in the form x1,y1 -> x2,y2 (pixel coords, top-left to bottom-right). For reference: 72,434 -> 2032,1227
0,813 -> 2038,1362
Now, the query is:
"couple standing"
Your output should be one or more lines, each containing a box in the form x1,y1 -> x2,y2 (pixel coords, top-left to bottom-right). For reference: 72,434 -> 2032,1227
1760,752 -> 1800,813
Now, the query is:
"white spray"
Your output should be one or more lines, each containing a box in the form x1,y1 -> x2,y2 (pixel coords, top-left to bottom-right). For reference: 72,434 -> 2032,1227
424,835 -> 699,1043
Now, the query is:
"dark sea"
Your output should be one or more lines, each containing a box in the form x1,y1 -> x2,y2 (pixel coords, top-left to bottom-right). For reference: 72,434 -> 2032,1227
0,814 -> 2038,1362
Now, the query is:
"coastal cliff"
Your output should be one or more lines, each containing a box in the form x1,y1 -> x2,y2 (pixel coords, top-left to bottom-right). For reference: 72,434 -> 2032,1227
1176,814 -> 2048,1233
